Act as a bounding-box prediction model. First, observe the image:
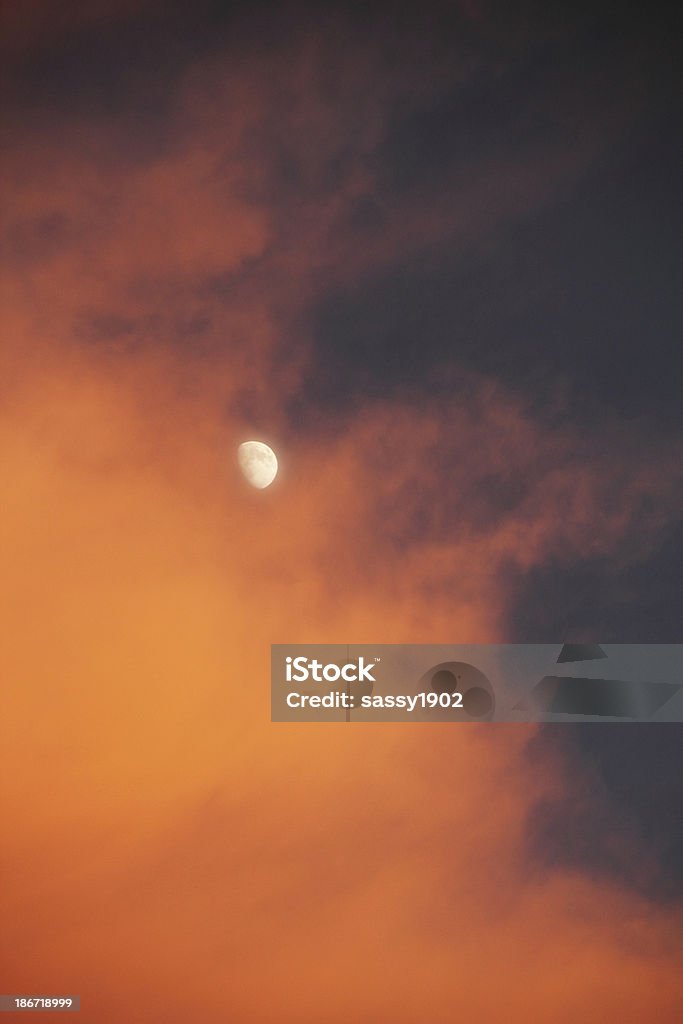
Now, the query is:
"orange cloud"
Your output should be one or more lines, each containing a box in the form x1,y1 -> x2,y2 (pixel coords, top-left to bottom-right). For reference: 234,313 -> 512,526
2,331 -> 681,1020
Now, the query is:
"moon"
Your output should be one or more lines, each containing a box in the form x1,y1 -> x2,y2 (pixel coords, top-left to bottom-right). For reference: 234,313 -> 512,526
238,440 -> 278,489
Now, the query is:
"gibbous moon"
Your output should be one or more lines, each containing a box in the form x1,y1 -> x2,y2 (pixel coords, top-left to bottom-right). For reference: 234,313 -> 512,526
238,440 -> 278,489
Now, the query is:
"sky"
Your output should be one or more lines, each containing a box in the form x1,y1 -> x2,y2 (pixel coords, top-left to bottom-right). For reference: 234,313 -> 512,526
1,1 -> 682,1020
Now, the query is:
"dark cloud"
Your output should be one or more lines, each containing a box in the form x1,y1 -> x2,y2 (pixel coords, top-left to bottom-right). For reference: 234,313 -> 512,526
0,209 -> 71,267
506,523 -> 683,644
516,520 -> 683,904
300,95 -> 682,428
525,724 -> 683,903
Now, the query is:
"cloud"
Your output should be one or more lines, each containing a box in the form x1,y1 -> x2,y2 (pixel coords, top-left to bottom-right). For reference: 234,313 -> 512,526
2,306 -> 682,1020
525,724 -> 683,903
1,6 -> 682,1021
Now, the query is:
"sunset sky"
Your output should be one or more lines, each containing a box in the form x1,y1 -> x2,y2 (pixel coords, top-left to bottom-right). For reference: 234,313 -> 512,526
1,2 -> 682,1020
